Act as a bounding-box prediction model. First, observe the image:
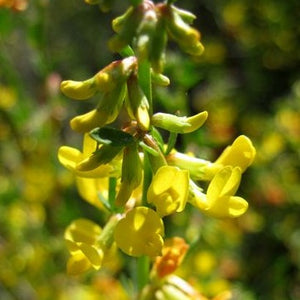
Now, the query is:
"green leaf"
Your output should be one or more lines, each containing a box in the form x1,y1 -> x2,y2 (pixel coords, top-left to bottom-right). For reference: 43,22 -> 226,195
165,132 -> 178,155
90,127 -> 135,147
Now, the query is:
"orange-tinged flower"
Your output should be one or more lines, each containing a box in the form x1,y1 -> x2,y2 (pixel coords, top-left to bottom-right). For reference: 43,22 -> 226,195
154,237 -> 189,278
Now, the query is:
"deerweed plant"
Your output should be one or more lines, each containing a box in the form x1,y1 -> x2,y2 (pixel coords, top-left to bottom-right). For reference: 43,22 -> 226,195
58,0 -> 256,298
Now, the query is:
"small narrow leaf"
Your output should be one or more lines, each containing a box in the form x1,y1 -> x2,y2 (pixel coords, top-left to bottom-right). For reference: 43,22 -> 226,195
90,127 -> 135,147
139,141 -> 159,157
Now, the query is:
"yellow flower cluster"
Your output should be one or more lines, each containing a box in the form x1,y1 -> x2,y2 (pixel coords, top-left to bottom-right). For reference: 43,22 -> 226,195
57,0 -> 256,280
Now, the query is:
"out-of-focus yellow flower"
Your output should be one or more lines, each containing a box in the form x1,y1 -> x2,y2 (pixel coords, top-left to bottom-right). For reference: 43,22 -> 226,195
147,166 -> 189,217
58,133 -> 120,178
0,85 -> 17,109
165,5 -> 205,57
64,219 -> 103,275
154,237 -> 189,278
76,177 -> 108,210
114,207 -> 164,257
189,166 -> 248,218
194,250 -> 217,275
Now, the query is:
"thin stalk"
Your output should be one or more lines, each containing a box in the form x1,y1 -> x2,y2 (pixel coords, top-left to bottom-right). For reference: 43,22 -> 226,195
137,255 -> 150,292
136,58 -> 152,292
108,177 -> 117,211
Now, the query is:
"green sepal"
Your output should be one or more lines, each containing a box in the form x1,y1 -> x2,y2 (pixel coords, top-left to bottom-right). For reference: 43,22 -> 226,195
115,143 -> 142,206
90,127 -> 135,147
149,16 -> 167,73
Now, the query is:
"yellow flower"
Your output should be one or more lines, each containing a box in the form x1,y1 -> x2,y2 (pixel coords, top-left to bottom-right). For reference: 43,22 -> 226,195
114,207 -> 164,257
147,166 -> 189,217
214,135 -> 256,173
64,219 -> 103,275
167,135 -> 256,181
58,133 -> 120,178
189,166 -> 248,218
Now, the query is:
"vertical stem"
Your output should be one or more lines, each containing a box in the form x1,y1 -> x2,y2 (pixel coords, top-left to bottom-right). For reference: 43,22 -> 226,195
108,177 -> 117,210
136,59 -> 152,292
137,256 -> 150,292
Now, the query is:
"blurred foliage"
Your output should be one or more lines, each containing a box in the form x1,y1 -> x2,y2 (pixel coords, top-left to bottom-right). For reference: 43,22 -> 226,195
0,0 -> 299,299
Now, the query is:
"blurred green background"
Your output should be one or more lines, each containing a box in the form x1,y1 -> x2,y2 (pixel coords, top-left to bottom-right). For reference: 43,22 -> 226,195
0,0 -> 299,299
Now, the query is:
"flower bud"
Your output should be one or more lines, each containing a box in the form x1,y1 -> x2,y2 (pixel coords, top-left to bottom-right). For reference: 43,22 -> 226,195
171,5 -> 196,24
151,111 -> 208,134
126,74 -> 150,131
60,77 -> 97,100
115,144 -> 143,207
112,7 -> 134,33
165,6 -> 204,56
133,6 -> 158,61
70,109 -> 108,133
70,83 -> 126,133
148,14 -> 167,73
151,71 -> 170,86
109,5 -> 144,52
94,57 -> 137,92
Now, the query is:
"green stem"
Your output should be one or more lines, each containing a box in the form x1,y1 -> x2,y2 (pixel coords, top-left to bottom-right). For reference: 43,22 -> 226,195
98,214 -> 121,249
137,256 -> 150,292
108,177 -> 117,210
